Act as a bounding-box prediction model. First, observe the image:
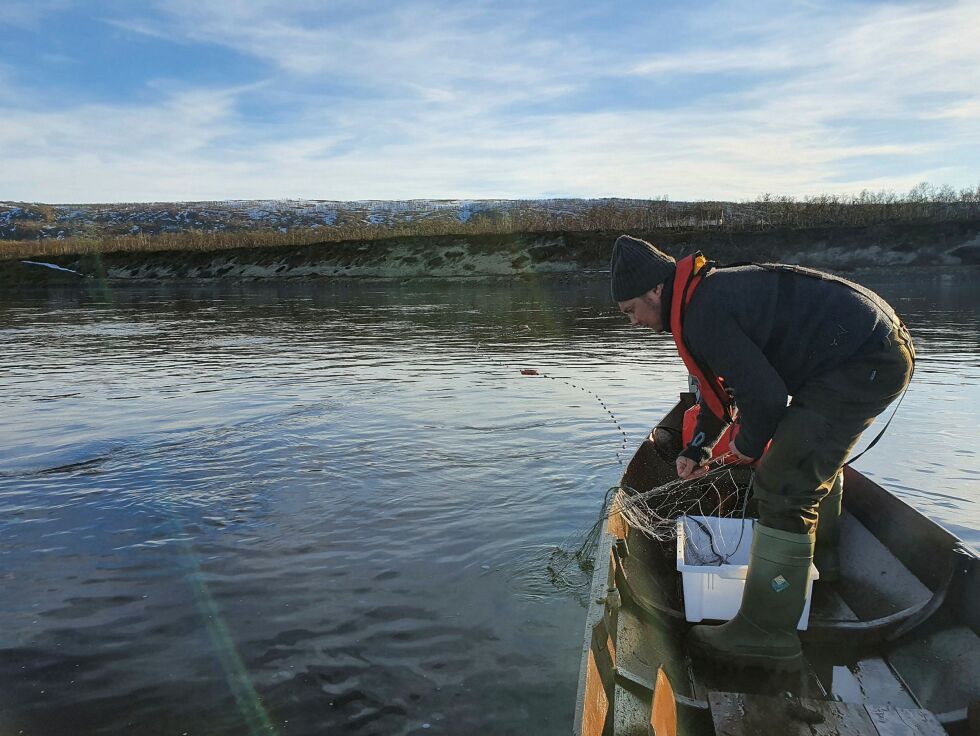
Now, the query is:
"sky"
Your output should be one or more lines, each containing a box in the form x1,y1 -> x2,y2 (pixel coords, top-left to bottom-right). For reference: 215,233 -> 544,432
1,0 -> 978,203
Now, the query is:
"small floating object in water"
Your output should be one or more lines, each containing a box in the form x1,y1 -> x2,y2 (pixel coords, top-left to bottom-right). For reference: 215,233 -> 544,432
520,369 -> 540,376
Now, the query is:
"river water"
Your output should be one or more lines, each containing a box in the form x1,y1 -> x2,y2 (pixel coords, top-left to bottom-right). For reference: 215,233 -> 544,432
1,270 -> 977,735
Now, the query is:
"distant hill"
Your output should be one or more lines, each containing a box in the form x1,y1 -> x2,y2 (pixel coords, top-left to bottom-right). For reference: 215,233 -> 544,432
0,198 -> 680,243
1,192 -> 978,283
2,190 -> 977,250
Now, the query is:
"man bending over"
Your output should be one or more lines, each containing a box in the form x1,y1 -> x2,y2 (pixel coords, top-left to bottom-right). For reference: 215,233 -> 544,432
611,235 -> 914,670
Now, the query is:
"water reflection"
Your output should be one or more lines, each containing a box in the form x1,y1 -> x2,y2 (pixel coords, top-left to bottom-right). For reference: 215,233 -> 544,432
0,269 -> 977,735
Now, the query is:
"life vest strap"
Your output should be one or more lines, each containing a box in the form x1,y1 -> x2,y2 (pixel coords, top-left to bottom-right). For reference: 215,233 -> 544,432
670,253 -> 734,423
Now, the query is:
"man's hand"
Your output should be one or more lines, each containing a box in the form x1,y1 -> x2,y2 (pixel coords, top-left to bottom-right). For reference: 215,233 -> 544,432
729,439 -> 756,465
676,456 -> 709,480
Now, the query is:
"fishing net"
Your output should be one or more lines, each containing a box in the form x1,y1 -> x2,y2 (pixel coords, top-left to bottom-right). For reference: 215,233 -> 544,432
613,460 -> 749,542
548,457 -> 754,592
504,366 -> 756,591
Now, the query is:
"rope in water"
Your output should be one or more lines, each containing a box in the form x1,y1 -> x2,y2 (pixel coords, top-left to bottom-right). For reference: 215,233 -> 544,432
529,370 -> 630,467
473,338 -> 632,466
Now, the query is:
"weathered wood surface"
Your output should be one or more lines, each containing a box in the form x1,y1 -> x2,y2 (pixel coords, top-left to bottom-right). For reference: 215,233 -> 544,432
708,692 -> 946,736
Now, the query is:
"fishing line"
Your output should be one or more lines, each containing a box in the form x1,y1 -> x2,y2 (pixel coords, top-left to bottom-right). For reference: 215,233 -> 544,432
524,369 -> 631,467
474,340 -> 631,467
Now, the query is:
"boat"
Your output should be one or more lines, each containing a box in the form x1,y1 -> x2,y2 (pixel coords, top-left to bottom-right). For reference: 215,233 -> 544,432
572,391 -> 980,736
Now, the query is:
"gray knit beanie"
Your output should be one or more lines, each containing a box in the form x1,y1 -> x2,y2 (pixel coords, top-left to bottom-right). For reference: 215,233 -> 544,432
610,235 -> 676,301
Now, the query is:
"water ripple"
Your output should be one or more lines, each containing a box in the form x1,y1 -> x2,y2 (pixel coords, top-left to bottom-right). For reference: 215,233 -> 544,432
0,273 -> 976,735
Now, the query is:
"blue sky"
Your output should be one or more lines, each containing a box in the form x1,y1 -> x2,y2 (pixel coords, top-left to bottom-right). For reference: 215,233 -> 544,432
1,0 -> 978,203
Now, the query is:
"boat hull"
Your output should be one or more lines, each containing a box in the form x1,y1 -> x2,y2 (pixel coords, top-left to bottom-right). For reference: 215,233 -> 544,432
572,394 -> 979,736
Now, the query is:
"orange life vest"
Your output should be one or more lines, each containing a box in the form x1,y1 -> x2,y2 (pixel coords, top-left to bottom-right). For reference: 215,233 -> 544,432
682,403 -> 743,463
670,253 -> 734,423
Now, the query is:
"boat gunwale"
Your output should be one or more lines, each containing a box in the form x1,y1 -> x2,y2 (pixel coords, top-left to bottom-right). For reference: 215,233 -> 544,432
572,394 -> 979,735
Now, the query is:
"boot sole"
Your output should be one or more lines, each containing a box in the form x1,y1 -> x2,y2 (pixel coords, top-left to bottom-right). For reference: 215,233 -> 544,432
688,639 -> 803,671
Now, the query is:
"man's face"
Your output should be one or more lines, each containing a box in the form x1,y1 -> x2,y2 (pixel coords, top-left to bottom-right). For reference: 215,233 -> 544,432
617,284 -> 665,331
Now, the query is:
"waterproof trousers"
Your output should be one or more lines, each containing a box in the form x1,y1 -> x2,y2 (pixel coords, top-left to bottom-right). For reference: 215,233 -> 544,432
753,322 -> 915,535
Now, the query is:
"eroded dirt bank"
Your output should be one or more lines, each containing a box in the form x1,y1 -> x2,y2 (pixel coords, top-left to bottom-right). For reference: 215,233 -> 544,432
3,221 -> 979,287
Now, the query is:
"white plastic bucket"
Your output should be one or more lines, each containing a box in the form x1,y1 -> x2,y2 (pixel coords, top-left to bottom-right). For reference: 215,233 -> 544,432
676,515 -> 819,630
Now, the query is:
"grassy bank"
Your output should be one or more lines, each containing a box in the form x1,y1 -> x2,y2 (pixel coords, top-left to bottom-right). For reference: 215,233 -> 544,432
2,185 -> 979,261
2,218 -> 977,289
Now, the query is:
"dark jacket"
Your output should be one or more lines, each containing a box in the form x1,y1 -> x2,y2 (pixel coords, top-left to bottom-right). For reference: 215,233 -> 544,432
677,264 -> 899,461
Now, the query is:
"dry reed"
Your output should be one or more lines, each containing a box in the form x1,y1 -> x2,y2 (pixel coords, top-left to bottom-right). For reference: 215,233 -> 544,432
2,184 -> 978,261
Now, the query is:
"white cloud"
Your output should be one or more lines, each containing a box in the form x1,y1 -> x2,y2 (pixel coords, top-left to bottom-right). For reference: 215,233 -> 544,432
630,46 -> 804,76
138,0 -> 570,89
1,0 -> 978,202
0,89 -> 239,156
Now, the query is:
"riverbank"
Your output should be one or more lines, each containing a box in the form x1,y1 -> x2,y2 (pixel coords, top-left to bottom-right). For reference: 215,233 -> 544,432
2,220 -> 978,287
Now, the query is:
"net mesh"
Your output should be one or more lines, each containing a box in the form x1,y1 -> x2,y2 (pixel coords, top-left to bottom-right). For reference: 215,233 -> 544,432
614,461 -> 748,543
548,457 -> 753,592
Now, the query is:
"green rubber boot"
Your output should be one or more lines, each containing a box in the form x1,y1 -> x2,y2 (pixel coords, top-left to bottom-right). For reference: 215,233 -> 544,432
688,523 -> 815,670
813,473 -> 843,583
